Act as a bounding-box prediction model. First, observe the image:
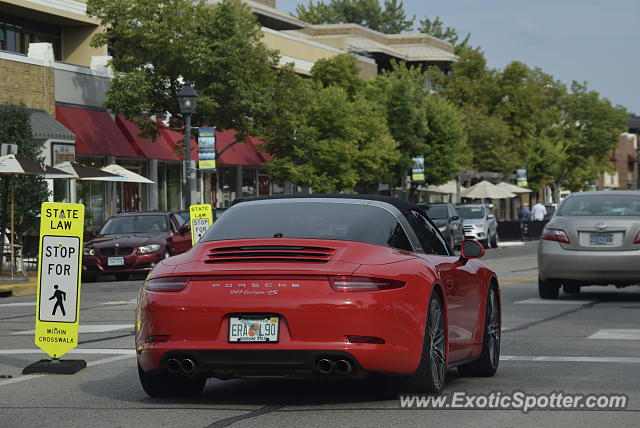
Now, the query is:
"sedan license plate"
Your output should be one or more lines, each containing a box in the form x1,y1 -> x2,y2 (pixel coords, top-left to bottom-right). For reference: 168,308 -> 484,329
589,233 -> 613,246
228,317 -> 279,342
107,256 -> 125,266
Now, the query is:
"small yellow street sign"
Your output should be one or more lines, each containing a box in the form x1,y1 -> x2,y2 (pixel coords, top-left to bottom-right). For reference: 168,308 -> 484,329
189,204 -> 213,245
34,202 -> 84,359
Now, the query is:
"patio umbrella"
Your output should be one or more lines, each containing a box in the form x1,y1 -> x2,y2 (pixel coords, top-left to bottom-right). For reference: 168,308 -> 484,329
462,180 -> 515,199
0,154 -> 71,277
496,181 -> 533,194
44,161 -> 121,180
98,164 -> 155,184
426,180 -> 466,194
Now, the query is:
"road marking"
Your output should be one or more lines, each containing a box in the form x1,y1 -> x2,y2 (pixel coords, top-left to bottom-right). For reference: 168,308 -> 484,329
0,348 -> 135,355
515,298 -> 595,305
10,324 -> 132,335
588,329 -> 640,340
500,275 -> 538,285
501,355 -> 640,363
0,302 -> 35,307
100,299 -> 137,306
0,354 -> 134,387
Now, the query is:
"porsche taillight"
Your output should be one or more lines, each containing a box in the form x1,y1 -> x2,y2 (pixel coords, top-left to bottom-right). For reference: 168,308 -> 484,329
634,231 -> 640,244
542,228 -> 570,244
329,276 -> 405,292
144,276 -> 188,292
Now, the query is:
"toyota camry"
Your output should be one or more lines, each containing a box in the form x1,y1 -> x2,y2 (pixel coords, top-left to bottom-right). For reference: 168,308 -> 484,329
135,195 -> 501,397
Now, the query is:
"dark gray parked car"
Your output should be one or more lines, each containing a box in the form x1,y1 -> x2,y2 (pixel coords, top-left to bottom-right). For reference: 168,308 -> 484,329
538,190 -> 640,298
420,203 -> 464,249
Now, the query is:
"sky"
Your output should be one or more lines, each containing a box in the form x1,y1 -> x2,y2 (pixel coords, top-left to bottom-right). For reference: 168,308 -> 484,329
276,0 -> 639,115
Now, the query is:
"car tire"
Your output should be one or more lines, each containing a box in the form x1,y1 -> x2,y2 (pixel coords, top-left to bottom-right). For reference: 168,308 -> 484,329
115,273 -> 129,281
539,277 -> 560,299
403,290 -> 447,394
458,285 -> 500,377
490,233 -> 498,248
137,364 -> 206,397
563,282 -> 581,294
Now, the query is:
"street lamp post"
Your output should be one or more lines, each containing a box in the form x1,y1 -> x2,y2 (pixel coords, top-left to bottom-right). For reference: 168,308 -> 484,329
177,81 -> 198,208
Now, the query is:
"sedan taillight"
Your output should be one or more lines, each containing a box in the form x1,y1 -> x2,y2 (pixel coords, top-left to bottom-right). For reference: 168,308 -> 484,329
329,276 -> 405,292
542,228 -> 570,244
634,231 -> 640,244
144,276 -> 188,292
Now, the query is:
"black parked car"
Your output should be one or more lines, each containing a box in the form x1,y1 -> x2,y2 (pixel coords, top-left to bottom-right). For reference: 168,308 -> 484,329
419,203 -> 464,249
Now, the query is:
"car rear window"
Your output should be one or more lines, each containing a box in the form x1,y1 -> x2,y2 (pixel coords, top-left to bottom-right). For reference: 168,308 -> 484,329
457,207 -> 485,219
100,215 -> 168,234
425,206 -> 448,219
201,201 -> 412,250
557,195 -> 640,217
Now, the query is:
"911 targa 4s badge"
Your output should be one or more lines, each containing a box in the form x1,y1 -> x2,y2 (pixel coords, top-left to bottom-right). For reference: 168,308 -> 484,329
135,195 -> 501,397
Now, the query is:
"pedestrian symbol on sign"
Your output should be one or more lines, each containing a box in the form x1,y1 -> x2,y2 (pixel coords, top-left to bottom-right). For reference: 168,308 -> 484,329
50,285 -> 66,316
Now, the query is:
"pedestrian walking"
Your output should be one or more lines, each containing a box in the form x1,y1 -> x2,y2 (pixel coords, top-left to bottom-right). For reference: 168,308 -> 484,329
531,201 -> 547,221
520,203 -> 531,221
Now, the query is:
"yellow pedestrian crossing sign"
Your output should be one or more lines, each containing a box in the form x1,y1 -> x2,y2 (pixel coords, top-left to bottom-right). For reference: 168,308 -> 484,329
34,202 -> 84,359
189,204 -> 213,245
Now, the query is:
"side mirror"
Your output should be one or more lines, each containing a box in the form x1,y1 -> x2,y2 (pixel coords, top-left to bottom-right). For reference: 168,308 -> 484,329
459,239 -> 484,264
181,224 -> 191,234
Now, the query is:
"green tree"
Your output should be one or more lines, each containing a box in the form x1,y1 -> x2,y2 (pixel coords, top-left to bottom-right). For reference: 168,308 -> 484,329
418,16 -> 471,54
296,0 -> 414,34
87,0 -> 282,141
311,54 -> 363,97
0,103 -> 50,241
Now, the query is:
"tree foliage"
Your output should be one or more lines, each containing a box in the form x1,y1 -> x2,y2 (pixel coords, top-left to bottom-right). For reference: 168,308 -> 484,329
418,16 -> 471,54
296,0 -> 414,34
87,0 -> 281,141
0,103 -> 50,238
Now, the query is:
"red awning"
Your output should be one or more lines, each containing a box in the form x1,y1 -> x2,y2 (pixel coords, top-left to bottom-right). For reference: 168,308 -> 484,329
55,105 -> 138,158
216,130 -> 265,166
245,135 -> 273,163
116,115 -> 180,161
159,127 -> 199,161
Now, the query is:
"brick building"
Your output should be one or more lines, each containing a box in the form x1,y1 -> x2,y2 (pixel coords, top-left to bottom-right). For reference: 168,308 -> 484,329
597,116 -> 640,190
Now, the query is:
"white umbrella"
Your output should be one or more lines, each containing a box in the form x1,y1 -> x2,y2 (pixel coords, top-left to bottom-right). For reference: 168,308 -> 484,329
0,155 -> 70,278
426,180 -> 466,194
496,181 -> 533,194
45,161 -> 121,180
98,164 -> 155,184
462,180 -> 515,199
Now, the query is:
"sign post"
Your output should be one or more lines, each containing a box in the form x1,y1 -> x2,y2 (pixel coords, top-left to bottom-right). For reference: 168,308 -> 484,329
23,202 -> 87,375
189,204 -> 214,245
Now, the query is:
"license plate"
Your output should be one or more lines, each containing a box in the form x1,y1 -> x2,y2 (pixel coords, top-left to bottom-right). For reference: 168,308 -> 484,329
228,316 -> 279,342
589,233 -> 613,246
107,256 -> 125,266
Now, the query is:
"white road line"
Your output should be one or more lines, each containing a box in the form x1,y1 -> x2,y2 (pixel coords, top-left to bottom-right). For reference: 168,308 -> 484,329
10,324 -> 133,335
0,354 -> 134,387
0,348 -> 135,355
100,299 -> 137,306
514,298 -> 595,305
500,356 -> 640,363
588,329 -> 640,340
0,302 -> 35,307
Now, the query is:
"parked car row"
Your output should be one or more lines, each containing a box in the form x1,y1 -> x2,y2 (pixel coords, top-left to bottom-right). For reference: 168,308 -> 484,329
82,209 -> 226,281
419,203 -> 499,249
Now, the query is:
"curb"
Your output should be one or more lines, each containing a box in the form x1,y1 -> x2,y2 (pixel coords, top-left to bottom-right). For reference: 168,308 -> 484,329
0,279 -> 37,298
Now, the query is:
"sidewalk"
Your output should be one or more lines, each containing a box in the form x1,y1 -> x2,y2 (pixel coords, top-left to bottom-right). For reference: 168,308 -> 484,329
0,276 -> 37,298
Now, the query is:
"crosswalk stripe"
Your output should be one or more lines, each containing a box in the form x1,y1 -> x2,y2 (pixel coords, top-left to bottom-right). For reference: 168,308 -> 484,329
515,298 -> 595,305
588,329 -> 640,340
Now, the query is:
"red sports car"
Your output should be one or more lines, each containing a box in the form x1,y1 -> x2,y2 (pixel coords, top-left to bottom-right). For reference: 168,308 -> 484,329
135,195 -> 501,397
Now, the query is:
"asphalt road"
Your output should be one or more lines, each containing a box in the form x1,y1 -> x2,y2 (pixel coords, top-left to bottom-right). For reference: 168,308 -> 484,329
1,241 -> 639,427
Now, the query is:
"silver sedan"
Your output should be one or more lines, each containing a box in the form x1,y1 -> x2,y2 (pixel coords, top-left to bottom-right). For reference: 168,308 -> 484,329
538,190 -> 640,298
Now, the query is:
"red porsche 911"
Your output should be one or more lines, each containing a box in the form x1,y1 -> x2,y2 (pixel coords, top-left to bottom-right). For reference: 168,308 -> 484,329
135,195 -> 501,397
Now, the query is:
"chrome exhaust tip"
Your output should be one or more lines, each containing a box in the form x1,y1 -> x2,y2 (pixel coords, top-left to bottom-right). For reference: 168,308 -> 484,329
166,358 -> 180,373
335,359 -> 352,374
181,358 -> 196,374
316,358 -> 335,374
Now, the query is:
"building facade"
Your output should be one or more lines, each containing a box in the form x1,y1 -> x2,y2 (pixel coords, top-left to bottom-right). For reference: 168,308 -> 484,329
1,0 -> 457,228
597,117 -> 640,190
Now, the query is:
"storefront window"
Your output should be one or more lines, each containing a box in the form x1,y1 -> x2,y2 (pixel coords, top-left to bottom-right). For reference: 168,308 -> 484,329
76,157 -> 107,230
166,162 -> 182,211
242,167 -> 257,197
158,162 -> 167,210
53,179 -> 70,203
218,165 -> 236,208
